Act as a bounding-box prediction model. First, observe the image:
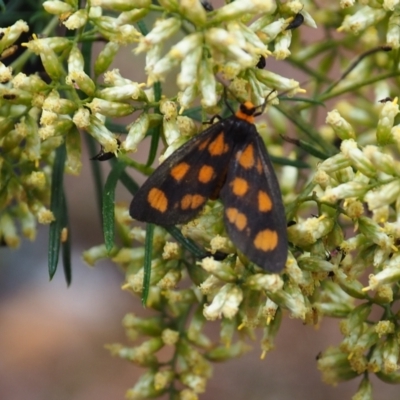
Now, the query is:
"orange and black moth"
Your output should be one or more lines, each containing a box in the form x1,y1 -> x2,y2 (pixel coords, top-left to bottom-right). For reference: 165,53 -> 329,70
129,101 -> 288,273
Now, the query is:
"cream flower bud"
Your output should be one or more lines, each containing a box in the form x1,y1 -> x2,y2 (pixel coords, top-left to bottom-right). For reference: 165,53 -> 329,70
180,388 -> 199,400
23,37 -> 64,80
63,9 -> 88,30
363,145 -> 400,176
0,62 -> 12,83
82,244 -> 110,266
322,182 -> 368,203
0,213 -> 20,248
341,139 -> 375,177
12,73 -> 46,92
326,109 -> 355,140
209,235 -> 235,254
91,0 -> 150,10
66,70 -> 96,96
244,273 -> 283,292
160,100 -> 180,146
273,30 -> 291,60
317,347 -> 358,385
281,0 -> 302,13
374,284 -> 393,303
154,370 -> 174,391
365,180 -> 400,211
382,335 -> 399,373
86,115 -> 119,153
178,84 -> 198,109
258,19 -> 286,43
177,47 -> 202,90
363,254 -> 400,291
383,0 -> 400,11
387,14 -> 400,49
301,10 -> 317,29
180,0 -> 207,25
375,320 -> 395,337
297,256 -> 334,272
123,112 -> 149,152
117,8 -> 149,24
199,275 -> 223,295
94,42 -> 119,76
180,373 -> 206,393
318,153 -> 350,174
358,216 -> 393,249
17,202 -> 36,241
86,97 -> 134,117
149,33 -> 202,83
199,257 -> 236,282
203,284 -> 243,320
268,285 -> 307,319
100,83 -> 146,102
228,21 -> 268,54
287,215 -> 334,247
43,1 -> 74,14
136,18 -> 181,53
211,0 -> 276,24
377,97 -> 399,145
340,0 -> 355,7
334,269 -> 366,299
37,208 -> 55,224
126,372 -> 159,398
339,6 -> 386,34
199,58 -> 217,108
254,69 -> 303,96
205,28 -> 253,68
0,20 -> 29,52
72,107 -> 90,128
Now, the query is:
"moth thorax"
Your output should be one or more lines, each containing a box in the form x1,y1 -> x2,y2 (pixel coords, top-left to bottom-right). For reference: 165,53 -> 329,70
240,101 -> 256,115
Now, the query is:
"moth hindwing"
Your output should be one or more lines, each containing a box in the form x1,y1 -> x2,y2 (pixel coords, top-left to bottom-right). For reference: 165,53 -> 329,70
129,102 -> 288,273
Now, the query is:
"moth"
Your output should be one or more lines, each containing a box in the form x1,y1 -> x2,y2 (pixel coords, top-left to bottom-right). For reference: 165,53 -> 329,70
129,101 -> 288,273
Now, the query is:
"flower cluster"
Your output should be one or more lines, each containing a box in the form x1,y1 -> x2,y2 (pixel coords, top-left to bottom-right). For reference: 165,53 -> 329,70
3,0 -> 400,399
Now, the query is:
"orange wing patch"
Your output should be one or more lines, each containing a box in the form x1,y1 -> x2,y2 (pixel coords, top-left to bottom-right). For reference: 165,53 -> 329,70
258,190 -> 273,212
198,137 -> 212,151
230,177 -> 249,196
238,144 -> 255,169
181,194 -> 206,210
208,132 -> 229,156
171,162 -> 190,181
198,165 -> 215,183
254,229 -> 278,251
226,207 -> 248,231
256,157 -> 263,174
147,188 -> 168,213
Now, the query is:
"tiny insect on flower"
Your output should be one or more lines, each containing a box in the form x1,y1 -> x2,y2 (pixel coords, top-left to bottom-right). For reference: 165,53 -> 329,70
91,138 -> 121,161
129,100 -> 288,273
285,13 -> 304,30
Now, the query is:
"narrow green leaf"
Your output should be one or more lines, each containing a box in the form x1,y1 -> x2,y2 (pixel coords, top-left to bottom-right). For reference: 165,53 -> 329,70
154,81 -> 162,102
279,96 -> 325,107
276,105 -> 338,156
61,192 -> 72,286
182,106 -> 203,121
48,143 -> 67,279
142,223 -> 154,306
105,120 -> 128,133
103,160 -> 126,252
85,133 -> 104,216
269,155 -> 310,168
118,169 -> 139,195
166,226 -> 206,258
146,126 -> 161,167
